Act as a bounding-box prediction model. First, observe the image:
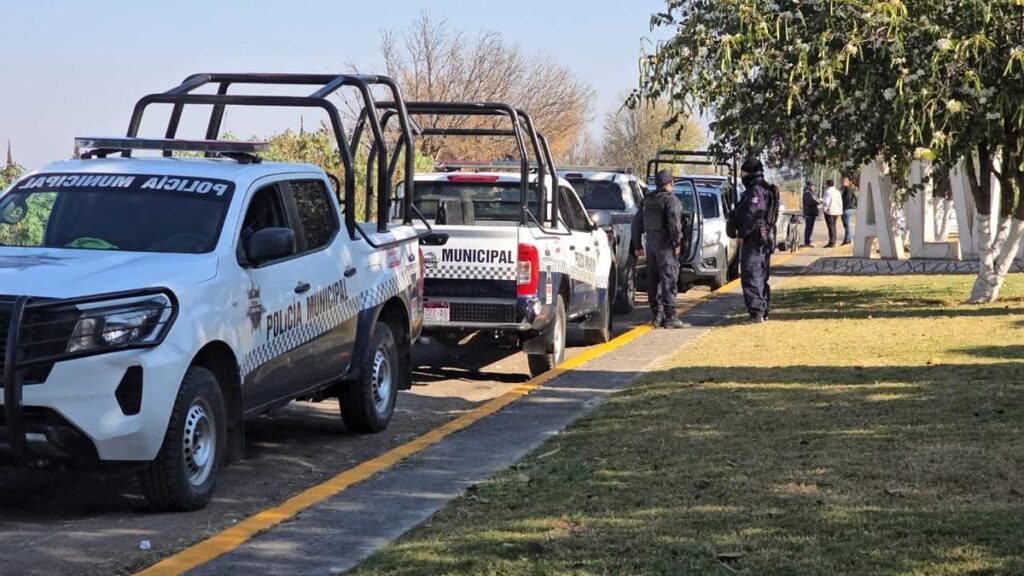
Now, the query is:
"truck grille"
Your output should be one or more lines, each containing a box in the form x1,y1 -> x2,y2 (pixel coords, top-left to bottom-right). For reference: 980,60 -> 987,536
450,303 -> 516,324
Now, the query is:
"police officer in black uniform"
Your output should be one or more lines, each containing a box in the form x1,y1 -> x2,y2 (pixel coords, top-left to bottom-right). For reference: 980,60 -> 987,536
735,157 -> 775,323
632,169 -> 685,329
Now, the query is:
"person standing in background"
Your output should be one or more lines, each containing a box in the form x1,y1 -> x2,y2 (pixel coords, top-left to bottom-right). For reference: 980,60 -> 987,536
820,179 -> 843,248
840,176 -> 857,245
801,180 -> 819,247
734,158 -> 776,323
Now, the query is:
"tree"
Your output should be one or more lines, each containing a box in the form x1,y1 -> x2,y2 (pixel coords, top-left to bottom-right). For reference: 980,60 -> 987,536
602,98 -> 704,176
380,14 -> 594,161
217,127 -> 431,221
1,150 -> 22,192
640,0 -> 1024,302
560,129 -> 602,167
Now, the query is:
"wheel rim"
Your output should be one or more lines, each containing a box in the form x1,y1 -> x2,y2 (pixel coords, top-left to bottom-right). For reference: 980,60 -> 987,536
371,346 -> 393,414
626,268 -> 636,303
554,305 -> 566,363
182,399 -> 216,487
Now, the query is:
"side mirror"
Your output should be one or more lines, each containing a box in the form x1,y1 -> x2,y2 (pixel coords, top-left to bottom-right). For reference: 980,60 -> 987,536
589,211 -> 613,229
247,227 -> 295,265
0,197 -> 29,225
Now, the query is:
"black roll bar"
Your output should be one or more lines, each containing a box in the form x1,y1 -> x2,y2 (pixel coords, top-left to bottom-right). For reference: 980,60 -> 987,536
646,149 -> 736,184
370,101 -> 558,228
123,73 -> 420,244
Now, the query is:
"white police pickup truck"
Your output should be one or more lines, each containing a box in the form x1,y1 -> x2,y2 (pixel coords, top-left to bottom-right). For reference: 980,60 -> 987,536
378,102 -> 614,376
0,73 -> 425,510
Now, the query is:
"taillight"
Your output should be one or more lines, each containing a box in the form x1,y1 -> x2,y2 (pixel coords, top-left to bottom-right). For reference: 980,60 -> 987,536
517,243 -> 539,297
418,247 -> 425,296
446,174 -> 500,183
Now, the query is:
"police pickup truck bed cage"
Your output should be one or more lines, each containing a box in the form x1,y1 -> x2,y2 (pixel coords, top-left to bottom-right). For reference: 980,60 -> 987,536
646,150 -> 736,184
356,101 -> 562,230
73,72 -> 422,244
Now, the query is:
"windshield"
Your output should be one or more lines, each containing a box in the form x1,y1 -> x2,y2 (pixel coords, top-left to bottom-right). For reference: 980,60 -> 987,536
412,180 -> 539,223
566,180 -> 625,211
0,173 -> 234,254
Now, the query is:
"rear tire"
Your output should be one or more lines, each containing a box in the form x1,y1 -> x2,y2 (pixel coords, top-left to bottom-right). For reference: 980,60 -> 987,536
528,295 -> 566,377
612,257 -> 637,314
583,286 -> 613,345
341,322 -> 400,433
139,366 -> 226,511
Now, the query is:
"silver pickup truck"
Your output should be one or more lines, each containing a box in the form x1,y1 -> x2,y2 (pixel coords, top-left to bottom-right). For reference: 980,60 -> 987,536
558,168 -> 646,313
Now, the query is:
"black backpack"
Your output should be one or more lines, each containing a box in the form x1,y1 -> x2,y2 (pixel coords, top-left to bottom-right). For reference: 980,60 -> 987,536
761,183 -> 781,249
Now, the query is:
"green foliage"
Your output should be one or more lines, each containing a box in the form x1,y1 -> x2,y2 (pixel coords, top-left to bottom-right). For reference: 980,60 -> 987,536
640,0 -> 1024,209
0,160 -> 23,192
185,127 -> 433,221
0,192 -> 55,246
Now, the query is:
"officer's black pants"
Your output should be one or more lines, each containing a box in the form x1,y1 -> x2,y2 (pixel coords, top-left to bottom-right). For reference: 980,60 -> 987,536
824,214 -> 838,246
804,215 -> 816,244
740,240 -> 772,319
646,243 -> 679,318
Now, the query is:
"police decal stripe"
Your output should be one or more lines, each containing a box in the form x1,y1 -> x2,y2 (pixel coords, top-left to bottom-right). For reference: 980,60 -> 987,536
239,264 -> 418,378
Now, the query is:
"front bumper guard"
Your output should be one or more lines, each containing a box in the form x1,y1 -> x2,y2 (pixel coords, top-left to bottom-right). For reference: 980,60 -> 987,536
1,288 -> 176,465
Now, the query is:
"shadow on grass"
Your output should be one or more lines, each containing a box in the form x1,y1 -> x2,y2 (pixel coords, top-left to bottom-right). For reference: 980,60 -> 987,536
957,345 -> 1024,360
767,285 -> 1024,321
352,362 -> 1024,576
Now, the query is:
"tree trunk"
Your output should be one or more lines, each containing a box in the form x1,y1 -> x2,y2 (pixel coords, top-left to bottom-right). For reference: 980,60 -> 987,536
969,144 -> 1023,304
966,146 -> 997,303
985,218 -> 1024,301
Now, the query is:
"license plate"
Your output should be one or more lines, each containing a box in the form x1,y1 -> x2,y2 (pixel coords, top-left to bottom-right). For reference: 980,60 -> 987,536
424,303 -> 450,323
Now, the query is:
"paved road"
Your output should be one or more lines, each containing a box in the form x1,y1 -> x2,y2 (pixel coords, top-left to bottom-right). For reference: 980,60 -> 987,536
0,285 -> 712,576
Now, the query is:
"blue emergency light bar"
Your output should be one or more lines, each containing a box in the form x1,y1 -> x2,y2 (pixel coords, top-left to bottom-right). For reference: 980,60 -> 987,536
76,137 -> 268,155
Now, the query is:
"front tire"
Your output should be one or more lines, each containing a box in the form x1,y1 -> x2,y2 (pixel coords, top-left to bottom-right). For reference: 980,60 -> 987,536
341,322 -> 400,433
710,267 -> 728,291
139,366 -> 226,511
528,295 -> 566,377
613,257 -> 637,314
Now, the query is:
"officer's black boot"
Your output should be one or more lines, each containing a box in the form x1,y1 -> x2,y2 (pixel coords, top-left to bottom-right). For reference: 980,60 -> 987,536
650,310 -> 664,328
661,315 -> 685,329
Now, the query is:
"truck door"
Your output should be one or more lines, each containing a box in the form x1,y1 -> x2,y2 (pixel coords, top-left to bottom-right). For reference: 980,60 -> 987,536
558,186 -> 600,316
280,178 -> 356,390
673,180 -> 702,265
237,181 -> 318,414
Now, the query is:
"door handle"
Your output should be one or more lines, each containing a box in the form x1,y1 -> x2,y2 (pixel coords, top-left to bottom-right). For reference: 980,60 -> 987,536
294,281 -> 311,294
344,267 -> 358,278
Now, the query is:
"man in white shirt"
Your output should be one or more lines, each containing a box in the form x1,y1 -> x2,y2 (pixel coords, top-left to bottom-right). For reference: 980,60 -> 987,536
820,179 -> 844,248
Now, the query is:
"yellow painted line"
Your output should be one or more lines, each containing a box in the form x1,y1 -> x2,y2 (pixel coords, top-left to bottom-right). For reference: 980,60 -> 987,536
137,321 -> 653,575
136,251 -> 801,575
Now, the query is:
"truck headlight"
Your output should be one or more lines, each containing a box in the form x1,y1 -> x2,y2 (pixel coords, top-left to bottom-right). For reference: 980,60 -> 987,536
67,294 -> 175,354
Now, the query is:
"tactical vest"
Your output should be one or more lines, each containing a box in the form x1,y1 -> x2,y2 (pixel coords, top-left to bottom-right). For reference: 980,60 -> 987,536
643,193 -> 668,233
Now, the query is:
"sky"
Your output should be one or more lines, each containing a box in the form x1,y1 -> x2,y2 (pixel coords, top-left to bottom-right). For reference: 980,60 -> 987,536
0,0 -> 669,171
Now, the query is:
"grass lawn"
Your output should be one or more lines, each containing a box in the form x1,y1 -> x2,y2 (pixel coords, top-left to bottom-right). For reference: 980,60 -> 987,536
349,274 -> 1024,576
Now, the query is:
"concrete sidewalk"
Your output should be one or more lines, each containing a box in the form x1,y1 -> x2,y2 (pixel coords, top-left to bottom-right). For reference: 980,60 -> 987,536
187,251 -> 819,576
